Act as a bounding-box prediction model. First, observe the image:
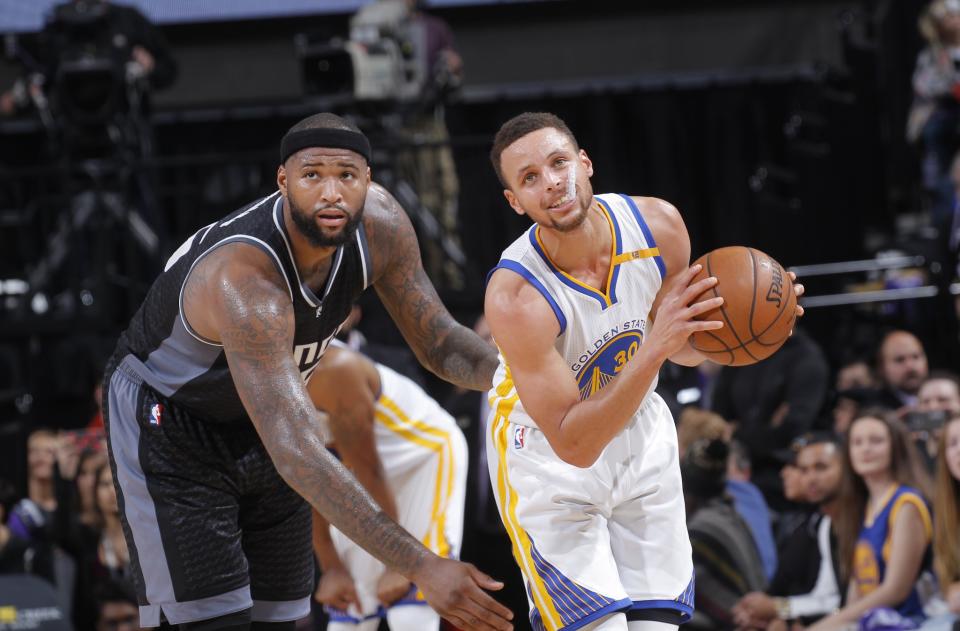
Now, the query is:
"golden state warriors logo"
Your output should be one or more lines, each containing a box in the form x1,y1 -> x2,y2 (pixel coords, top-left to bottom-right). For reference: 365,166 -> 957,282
574,331 -> 644,400
853,540 -> 880,595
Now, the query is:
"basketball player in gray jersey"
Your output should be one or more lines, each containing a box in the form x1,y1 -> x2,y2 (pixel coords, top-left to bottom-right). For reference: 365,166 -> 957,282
103,113 -> 513,631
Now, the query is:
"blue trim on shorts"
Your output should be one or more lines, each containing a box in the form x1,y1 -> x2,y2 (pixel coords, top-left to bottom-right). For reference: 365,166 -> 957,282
618,193 -> 666,279
563,598 -> 632,630
489,259 -> 567,335
630,599 -> 694,623
325,608 -> 384,623
676,570 -> 696,609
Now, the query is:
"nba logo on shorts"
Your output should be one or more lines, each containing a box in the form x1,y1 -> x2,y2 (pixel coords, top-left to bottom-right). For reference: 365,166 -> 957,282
149,403 -> 164,426
513,426 -> 526,450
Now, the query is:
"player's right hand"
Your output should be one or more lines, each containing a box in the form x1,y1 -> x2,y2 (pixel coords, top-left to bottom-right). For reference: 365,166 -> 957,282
314,566 -> 362,613
413,557 -> 513,631
649,263 -> 723,359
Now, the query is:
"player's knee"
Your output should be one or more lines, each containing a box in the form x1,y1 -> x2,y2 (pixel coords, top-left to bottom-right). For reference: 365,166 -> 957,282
179,608 -> 251,630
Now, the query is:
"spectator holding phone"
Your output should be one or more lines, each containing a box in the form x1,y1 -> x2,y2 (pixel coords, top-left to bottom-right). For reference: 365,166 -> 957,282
908,372 -> 960,471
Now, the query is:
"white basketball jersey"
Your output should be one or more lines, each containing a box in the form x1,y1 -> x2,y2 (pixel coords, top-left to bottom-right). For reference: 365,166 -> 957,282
489,193 -> 666,429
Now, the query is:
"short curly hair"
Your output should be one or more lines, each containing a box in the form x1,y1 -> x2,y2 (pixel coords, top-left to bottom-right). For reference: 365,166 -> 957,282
490,112 -> 579,188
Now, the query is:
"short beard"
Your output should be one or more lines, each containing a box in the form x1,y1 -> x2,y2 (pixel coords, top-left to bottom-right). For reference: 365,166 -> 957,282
288,197 -> 362,247
545,189 -> 593,233
549,203 -> 589,232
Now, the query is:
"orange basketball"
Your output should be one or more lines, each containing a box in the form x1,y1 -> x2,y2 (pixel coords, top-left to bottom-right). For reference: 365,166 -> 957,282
689,246 -> 796,366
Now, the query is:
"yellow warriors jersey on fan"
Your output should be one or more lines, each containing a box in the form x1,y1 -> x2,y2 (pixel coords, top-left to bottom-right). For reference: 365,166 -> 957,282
489,193 -> 666,426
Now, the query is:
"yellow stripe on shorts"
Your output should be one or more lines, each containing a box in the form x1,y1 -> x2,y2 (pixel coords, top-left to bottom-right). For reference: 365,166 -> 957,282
375,396 -> 455,559
489,373 -> 564,631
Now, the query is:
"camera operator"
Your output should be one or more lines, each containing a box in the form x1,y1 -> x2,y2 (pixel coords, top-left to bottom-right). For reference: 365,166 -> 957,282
1,0 -> 177,118
396,0 -> 465,289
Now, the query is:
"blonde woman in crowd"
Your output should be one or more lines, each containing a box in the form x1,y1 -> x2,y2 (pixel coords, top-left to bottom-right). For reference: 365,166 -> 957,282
808,412 -> 933,630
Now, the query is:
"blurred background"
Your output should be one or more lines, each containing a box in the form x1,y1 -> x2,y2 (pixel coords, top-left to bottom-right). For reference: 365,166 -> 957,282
1,0 -> 959,629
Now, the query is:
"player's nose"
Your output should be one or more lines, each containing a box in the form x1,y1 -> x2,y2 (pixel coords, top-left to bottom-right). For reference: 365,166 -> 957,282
318,178 -> 342,202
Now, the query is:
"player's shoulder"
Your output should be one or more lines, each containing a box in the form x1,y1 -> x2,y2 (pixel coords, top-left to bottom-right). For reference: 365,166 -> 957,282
625,196 -> 683,229
485,267 -> 559,335
311,345 -> 380,398
361,182 -> 409,243
318,345 -> 376,378
360,182 -> 416,281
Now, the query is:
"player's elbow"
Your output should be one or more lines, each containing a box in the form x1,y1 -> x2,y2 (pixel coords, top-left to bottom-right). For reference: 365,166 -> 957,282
552,440 -> 601,469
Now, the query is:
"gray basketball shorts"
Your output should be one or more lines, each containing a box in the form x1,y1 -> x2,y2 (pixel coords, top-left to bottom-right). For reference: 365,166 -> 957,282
103,355 -> 313,627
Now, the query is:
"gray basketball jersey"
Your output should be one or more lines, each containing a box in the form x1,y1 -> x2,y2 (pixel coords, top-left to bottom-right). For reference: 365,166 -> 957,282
109,192 -> 372,423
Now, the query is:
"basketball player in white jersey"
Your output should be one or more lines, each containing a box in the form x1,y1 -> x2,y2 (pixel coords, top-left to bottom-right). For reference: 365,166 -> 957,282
484,112 -> 802,631
307,343 -> 467,631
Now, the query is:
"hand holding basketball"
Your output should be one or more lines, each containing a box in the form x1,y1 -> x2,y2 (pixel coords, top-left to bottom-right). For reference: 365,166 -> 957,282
688,246 -> 799,366
647,264 -> 725,361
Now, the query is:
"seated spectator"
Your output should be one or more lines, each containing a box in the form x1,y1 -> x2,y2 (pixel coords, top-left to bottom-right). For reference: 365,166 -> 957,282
808,411 -> 934,630
676,407 -> 731,457
918,373 -> 960,416
932,414 -> 960,623
712,328 -> 829,511
70,463 -> 131,630
8,428 -> 59,584
51,436 -> 108,629
733,433 -> 843,629
914,372 -> 960,468
870,330 -> 929,415
55,432 -> 107,531
683,438 -> 767,630
93,577 -> 153,631
775,454 -> 813,550
0,477 -> 36,574
727,439 -> 778,582
676,408 -> 776,578
832,357 -> 877,435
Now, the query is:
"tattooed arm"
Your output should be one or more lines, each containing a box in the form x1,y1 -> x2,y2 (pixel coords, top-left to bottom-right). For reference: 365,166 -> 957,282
186,244 -> 512,631
365,184 -> 498,391
191,244 -> 425,574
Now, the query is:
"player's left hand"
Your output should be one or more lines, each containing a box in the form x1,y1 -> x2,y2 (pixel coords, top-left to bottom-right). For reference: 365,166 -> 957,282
376,569 -> 412,607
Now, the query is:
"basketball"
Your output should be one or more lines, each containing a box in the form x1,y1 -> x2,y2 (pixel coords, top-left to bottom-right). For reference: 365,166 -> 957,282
689,246 -> 796,366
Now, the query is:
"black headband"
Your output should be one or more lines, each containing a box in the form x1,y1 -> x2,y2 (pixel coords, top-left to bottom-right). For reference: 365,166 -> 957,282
280,128 -> 372,165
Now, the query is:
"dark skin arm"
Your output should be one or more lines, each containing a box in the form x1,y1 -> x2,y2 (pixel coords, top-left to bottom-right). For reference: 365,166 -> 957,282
183,243 -> 512,631
365,184 -> 498,391
307,347 -> 411,607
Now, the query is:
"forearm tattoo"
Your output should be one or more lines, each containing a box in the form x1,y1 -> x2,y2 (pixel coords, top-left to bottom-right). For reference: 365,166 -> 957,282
219,270 -> 428,576
367,187 -> 498,391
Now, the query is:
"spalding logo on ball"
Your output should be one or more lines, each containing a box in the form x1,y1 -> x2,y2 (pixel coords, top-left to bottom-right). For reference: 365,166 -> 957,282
689,246 -> 796,366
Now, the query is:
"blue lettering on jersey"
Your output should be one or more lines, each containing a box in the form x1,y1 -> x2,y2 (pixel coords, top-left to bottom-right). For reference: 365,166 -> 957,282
574,331 -> 644,400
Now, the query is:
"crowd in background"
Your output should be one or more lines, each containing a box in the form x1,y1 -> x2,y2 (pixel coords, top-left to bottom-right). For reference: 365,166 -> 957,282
3,0 -> 960,630
2,323 -> 960,631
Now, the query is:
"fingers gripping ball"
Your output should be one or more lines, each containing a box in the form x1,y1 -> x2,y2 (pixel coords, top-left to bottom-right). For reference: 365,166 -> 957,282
689,246 -> 796,366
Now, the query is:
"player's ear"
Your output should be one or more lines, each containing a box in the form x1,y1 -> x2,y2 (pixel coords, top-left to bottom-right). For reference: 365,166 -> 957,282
365,165 -> 371,181
277,164 -> 287,195
579,149 -> 594,178
504,189 -> 525,216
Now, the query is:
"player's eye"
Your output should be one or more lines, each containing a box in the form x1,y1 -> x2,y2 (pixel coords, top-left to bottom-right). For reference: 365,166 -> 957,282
554,158 -> 567,167
523,173 -> 536,183
304,171 -> 317,178
341,172 -> 354,180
